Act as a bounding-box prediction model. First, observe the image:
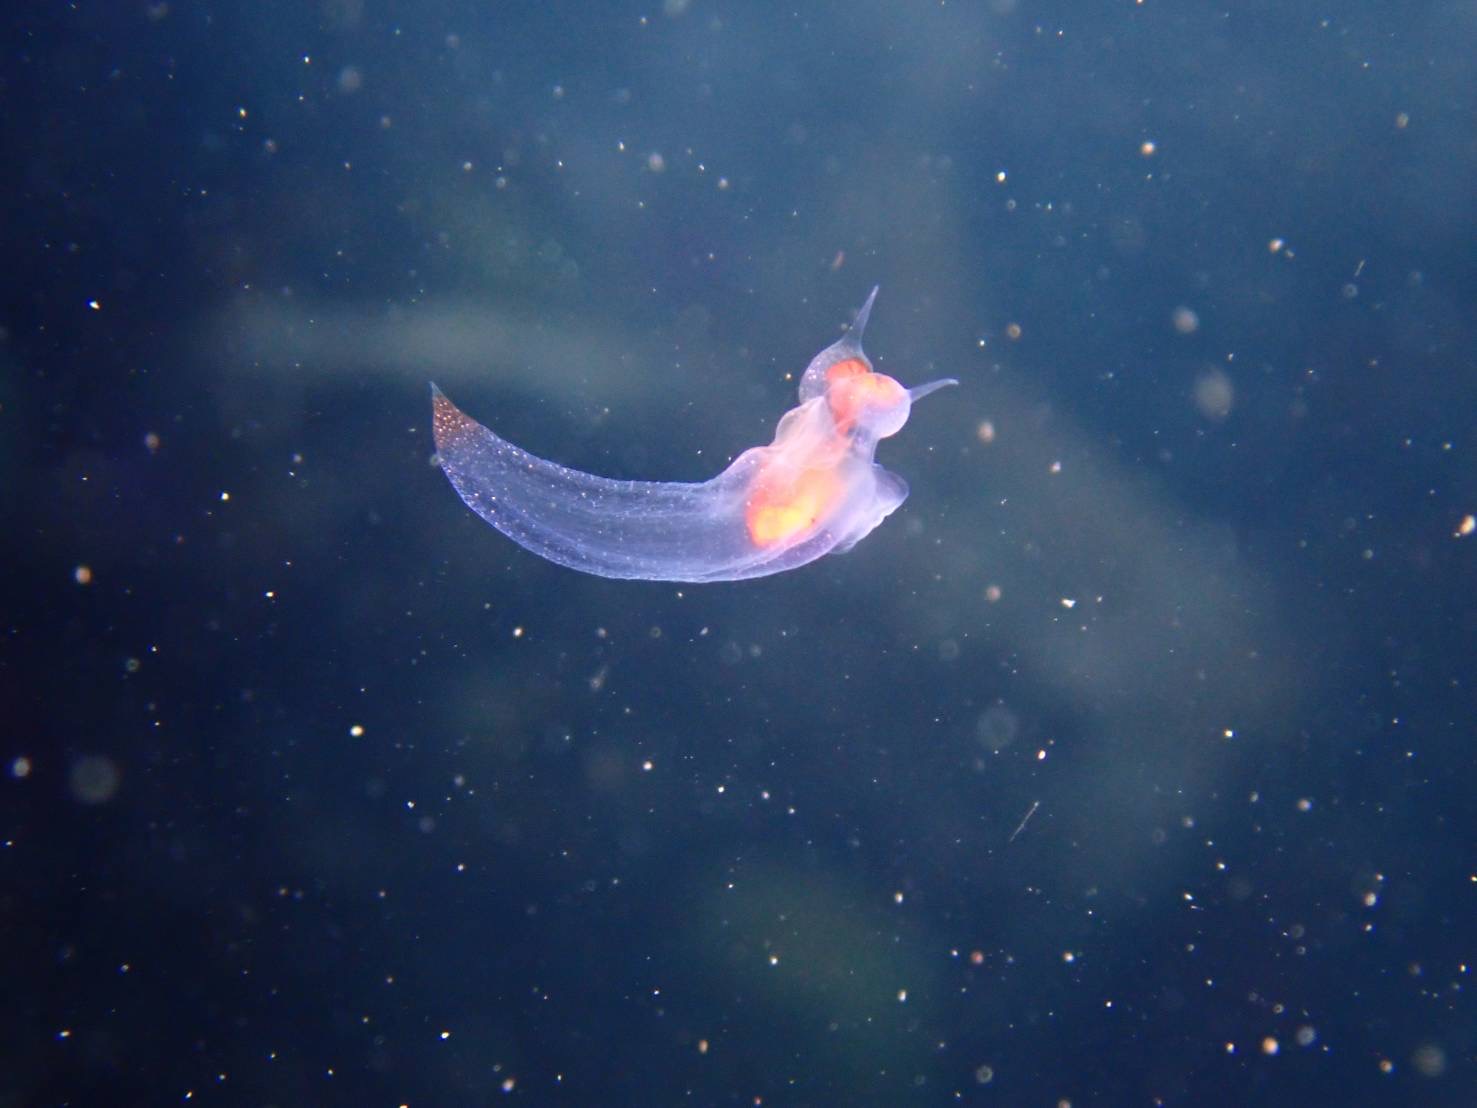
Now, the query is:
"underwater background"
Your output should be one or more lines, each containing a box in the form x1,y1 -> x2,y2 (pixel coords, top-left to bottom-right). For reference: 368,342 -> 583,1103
4,1 -> 1475,1104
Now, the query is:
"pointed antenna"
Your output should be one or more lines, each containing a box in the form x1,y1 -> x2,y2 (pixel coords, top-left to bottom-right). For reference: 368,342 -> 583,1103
907,378 -> 958,402
843,286 -> 881,348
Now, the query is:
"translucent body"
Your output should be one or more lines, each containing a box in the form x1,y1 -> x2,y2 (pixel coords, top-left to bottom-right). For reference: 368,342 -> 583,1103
431,288 -> 956,582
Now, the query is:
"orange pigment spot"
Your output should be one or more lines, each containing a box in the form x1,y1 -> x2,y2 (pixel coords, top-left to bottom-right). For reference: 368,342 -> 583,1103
825,357 -> 869,387
827,371 -> 905,436
745,465 -> 841,547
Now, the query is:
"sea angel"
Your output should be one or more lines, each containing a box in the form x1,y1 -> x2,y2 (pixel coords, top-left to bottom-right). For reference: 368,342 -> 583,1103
432,288 -> 955,582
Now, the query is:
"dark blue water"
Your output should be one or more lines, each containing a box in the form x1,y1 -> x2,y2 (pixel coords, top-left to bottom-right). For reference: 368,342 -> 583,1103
5,2 -> 1475,1104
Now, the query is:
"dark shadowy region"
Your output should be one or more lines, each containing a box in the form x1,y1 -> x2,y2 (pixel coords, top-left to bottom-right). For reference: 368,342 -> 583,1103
3,2 -> 1474,1104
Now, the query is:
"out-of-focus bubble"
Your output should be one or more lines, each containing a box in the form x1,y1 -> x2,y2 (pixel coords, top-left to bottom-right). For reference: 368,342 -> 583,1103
1172,306 -> 1199,334
1110,216 -> 1147,254
583,745 -> 627,795
975,704 -> 1019,751
1193,369 -> 1234,421
324,0 -> 365,31
1412,1043 -> 1447,1078
69,755 -> 121,805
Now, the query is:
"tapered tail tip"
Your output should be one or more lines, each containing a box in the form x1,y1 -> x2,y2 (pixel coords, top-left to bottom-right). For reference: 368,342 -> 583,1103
430,384 -> 479,450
